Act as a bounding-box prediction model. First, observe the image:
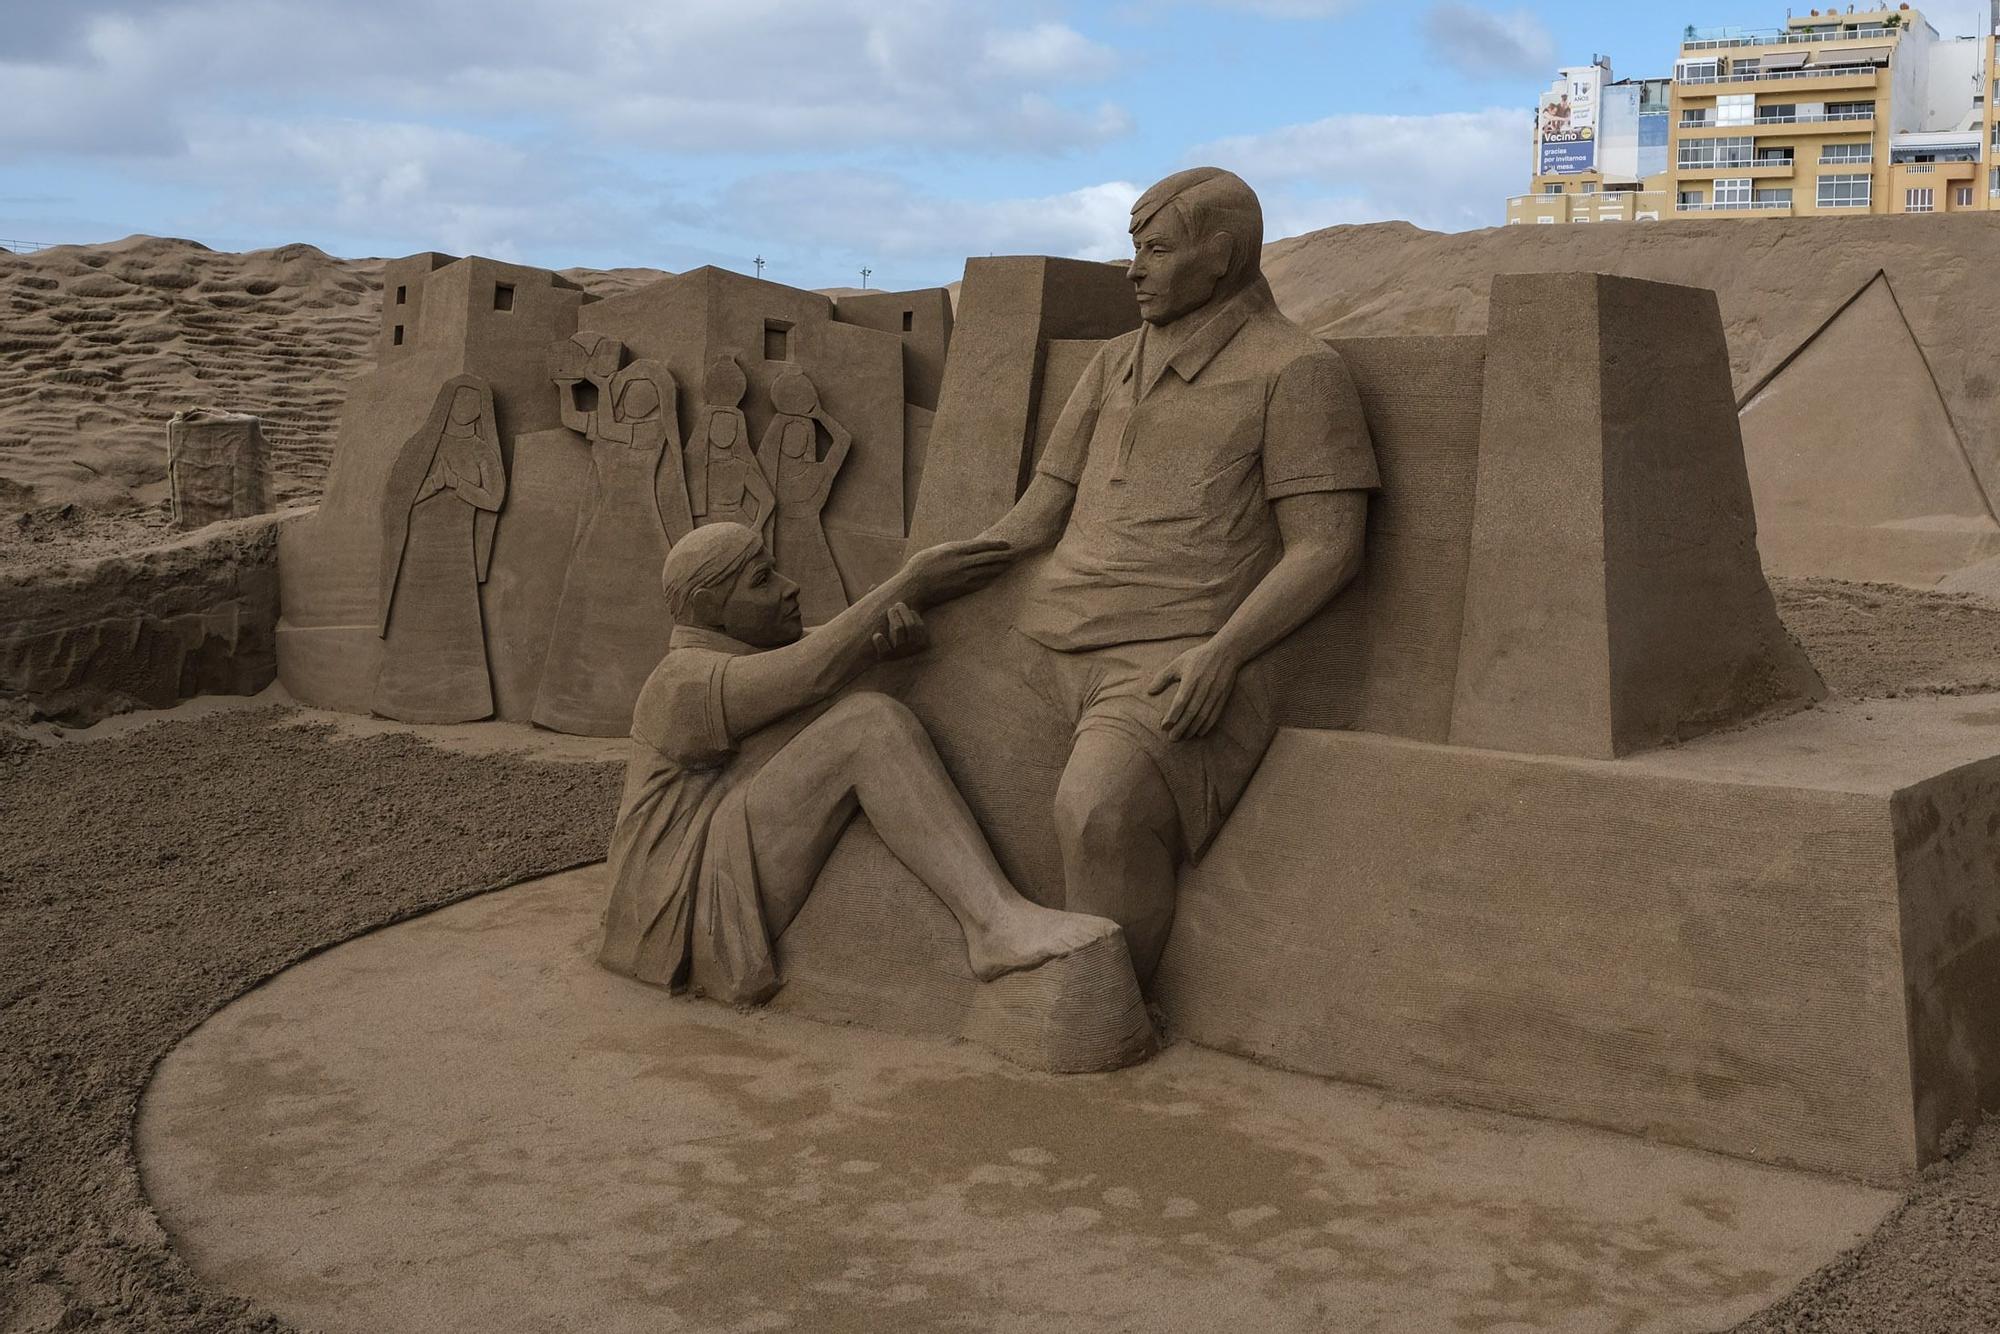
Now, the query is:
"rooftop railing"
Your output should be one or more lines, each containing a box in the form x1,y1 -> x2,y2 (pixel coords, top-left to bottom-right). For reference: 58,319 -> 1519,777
1682,26 -> 1896,51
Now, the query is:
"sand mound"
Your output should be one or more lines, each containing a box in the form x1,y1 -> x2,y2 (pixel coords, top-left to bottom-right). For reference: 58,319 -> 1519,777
0,238 -> 667,539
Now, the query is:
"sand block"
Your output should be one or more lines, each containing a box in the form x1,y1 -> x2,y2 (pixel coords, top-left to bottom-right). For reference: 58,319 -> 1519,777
773,819 -> 1156,1073
1451,272 -> 1823,759
167,409 -> 269,529
1155,696 -> 2000,1181
907,256 -> 1139,546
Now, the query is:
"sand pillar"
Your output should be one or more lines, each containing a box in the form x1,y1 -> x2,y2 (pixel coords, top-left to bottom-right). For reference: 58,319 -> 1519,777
168,409 -> 270,529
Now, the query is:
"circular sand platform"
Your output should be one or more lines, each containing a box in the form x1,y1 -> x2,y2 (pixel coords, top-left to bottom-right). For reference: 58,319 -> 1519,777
139,868 -> 1896,1333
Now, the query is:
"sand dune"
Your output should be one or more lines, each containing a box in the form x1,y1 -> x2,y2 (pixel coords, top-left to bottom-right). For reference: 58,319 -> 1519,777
0,237 -> 666,566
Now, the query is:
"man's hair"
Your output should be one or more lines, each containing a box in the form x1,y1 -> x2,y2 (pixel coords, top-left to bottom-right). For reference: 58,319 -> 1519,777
1129,167 -> 1263,286
660,522 -> 762,622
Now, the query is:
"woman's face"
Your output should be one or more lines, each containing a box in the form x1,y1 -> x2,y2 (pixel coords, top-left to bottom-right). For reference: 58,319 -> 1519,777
449,387 -> 483,425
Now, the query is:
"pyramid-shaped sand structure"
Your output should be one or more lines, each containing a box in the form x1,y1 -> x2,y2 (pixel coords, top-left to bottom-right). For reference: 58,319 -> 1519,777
1738,273 -> 2000,586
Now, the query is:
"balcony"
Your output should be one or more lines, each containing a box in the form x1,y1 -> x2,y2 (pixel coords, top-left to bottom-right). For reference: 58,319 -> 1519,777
1678,112 -> 1876,138
1674,200 -> 1797,216
1676,160 -> 1797,178
1894,160 -> 1978,182
1678,65 -> 1884,93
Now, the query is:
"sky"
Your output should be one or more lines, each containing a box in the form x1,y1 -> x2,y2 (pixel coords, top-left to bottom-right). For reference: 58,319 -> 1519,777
0,0 -> 1992,289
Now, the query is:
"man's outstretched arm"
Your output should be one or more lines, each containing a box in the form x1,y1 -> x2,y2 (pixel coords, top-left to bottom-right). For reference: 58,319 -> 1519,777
1148,489 -> 1367,741
721,540 -> 1017,738
978,472 -> 1076,552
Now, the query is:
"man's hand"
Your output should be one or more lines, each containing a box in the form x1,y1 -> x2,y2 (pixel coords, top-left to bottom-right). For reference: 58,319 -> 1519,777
896,538 -> 1021,609
871,602 -> 929,660
1145,641 -> 1243,742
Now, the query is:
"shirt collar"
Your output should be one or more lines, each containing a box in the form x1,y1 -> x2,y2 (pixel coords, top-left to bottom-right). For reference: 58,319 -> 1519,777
668,624 -> 758,655
1124,277 -> 1272,395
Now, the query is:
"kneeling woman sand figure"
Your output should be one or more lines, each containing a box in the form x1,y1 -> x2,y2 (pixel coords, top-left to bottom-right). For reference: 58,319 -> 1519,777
599,523 -> 1117,1002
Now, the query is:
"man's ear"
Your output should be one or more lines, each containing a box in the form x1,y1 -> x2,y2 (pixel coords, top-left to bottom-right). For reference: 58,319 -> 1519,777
685,583 -> 730,628
1205,230 -> 1236,279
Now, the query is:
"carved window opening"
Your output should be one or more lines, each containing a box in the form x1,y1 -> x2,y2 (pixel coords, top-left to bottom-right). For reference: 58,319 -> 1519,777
493,282 -> 515,312
764,320 -> 793,362
395,285 -> 407,305
392,325 -> 405,346
902,310 -> 914,332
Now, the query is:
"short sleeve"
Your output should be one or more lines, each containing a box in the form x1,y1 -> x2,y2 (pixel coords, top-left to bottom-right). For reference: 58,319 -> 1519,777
629,650 -> 736,767
1263,349 -> 1380,500
1034,344 -> 1110,485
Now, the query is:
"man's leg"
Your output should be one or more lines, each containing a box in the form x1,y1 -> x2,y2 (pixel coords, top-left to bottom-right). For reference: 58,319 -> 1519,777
739,692 -> 1115,978
1052,731 -> 1183,983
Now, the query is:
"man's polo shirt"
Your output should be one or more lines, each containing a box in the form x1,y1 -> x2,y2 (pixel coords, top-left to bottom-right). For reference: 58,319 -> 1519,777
1016,280 -> 1379,653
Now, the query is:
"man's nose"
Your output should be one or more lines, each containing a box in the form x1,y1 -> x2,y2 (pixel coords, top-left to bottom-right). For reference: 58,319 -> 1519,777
1126,257 -> 1145,282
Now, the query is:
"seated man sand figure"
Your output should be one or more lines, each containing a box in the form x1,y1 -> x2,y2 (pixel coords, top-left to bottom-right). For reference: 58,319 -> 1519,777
598,523 -> 1118,1002
980,167 -> 1379,980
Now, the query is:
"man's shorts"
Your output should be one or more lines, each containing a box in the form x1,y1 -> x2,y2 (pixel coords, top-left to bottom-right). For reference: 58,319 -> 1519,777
1011,630 -> 1277,861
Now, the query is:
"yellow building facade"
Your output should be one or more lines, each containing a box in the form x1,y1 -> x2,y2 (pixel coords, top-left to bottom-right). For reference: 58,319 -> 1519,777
1508,6 -> 2000,225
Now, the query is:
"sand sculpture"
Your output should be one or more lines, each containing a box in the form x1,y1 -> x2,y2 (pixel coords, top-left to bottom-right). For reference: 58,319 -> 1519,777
532,335 -> 691,734
759,369 -> 852,624
596,523 -> 1148,1073
373,375 -> 504,724
264,171 -> 2000,1173
166,409 -> 269,530
277,257 -> 946,733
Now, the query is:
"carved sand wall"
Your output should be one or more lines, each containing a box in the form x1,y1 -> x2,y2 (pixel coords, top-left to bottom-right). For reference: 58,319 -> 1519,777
278,257 -> 950,735
1,511 -> 284,724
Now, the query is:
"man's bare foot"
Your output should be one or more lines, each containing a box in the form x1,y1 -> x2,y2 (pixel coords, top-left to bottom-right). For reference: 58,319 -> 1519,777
967,903 -> 1121,981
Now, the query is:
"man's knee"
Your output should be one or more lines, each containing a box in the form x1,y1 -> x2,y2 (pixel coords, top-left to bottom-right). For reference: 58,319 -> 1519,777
1054,741 -> 1174,864
820,691 -> 926,757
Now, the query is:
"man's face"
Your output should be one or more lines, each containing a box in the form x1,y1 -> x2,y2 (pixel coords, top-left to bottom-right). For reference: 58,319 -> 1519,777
718,551 -> 803,648
1127,206 -> 1232,326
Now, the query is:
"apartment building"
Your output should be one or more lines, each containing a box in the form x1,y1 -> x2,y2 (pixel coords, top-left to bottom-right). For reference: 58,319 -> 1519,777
1512,61 -> 1675,223
1507,4 -> 2000,224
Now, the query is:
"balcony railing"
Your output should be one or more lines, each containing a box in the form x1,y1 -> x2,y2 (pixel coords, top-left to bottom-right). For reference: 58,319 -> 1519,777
1675,200 -> 1793,211
1677,159 -> 1794,171
1679,64 -> 1883,86
1754,110 -> 1876,124
1683,26 -> 1895,51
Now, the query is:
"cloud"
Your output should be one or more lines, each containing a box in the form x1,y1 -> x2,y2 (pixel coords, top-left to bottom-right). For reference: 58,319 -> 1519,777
719,171 -> 1139,266
1420,3 -> 1556,79
1193,107 -> 1525,233
980,22 -> 1119,80
1190,0 -> 1361,15
0,0 -> 1132,161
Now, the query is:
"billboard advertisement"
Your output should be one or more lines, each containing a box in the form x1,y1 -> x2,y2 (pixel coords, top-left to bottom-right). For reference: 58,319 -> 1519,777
1537,69 -> 1599,175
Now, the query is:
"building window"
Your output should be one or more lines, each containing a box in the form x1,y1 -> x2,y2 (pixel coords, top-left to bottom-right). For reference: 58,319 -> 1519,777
1680,108 -> 1712,127
1818,174 -> 1872,208
1677,59 -> 1721,83
1956,186 -> 1975,207
1755,148 -> 1793,166
1755,188 -> 1794,206
763,319 -> 793,361
1820,142 -> 1872,164
1542,182 -> 1565,194
1755,102 -> 1797,124
1582,182 -> 1598,193
1826,101 -> 1876,120
1715,178 -> 1753,207
1990,166 -> 2000,194
392,325 -> 404,346
1536,217 -> 1556,224
1717,94 -> 1755,126
1907,188 -> 1936,213
395,285 -> 407,305
1679,136 -> 1753,169
492,282 -> 515,312
901,310 -> 914,332
1678,189 -> 1706,207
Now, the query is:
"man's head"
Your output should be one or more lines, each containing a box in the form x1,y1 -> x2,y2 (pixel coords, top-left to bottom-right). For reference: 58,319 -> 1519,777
1126,167 -> 1263,326
661,523 -> 802,647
